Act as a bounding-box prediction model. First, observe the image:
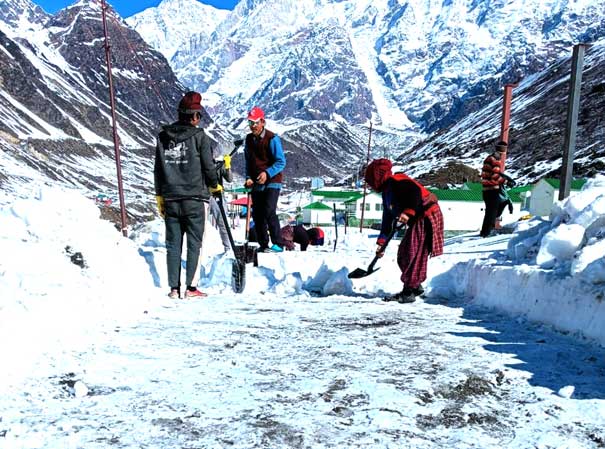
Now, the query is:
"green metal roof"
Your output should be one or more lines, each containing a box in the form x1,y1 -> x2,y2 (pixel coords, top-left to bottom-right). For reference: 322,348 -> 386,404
312,190 -> 363,200
544,178 -> 587,190
429,188 -> 523,203
303,201 -> 333,210
462,182 -> 483,191
430,189 -> 484,202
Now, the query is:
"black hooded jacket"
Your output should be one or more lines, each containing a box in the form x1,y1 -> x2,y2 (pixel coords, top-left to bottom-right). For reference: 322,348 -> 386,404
154,123 -> 218,200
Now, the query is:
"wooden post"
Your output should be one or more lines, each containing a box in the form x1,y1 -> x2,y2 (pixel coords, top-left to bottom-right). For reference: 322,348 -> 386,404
559,44 -> 587,201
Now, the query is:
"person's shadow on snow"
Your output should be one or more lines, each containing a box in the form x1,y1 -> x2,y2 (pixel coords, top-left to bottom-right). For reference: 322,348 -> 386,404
425,295 -> 605,400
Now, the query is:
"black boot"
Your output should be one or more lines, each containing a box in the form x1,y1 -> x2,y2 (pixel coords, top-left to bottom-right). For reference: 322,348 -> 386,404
382,288 -> 416,304
412,285 -> 424,297
396,288 -> 416,304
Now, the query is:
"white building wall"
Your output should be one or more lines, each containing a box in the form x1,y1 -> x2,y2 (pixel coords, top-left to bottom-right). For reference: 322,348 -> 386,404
440,201 -> 484,231
352,194 -> 383,220
303,209 -> 333,225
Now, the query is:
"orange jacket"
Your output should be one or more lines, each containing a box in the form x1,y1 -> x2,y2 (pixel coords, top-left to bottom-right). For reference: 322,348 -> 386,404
481,151 -> 506,189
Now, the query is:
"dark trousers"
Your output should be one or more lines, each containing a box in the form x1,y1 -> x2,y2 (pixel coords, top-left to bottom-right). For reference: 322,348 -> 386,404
251,188 -> 283,249
481,189 -> 506,237
164,199 -> 205,289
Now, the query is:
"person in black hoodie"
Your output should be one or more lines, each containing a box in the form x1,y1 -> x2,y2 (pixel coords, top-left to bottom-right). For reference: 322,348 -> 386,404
154,91 -> 222,300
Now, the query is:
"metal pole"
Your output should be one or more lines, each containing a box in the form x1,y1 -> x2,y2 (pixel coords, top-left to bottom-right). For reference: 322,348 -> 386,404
101,0 -> 128,236
559,44 -> 586,201
359,121 -> 372,231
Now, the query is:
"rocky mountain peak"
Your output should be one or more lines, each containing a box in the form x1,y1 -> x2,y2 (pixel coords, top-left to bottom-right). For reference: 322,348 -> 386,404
0,0 -> 48,27
126,0 -> 229,63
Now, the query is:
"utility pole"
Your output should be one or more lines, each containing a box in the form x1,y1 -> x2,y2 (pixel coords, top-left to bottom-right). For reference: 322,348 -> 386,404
359,121 -> 372,231
101,0 -> 128,237
499,83 -> 517,173
559,43 -> 587,201
500,83 -> 517,144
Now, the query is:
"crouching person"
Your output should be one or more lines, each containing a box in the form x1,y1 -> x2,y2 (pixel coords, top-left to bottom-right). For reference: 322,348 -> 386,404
280,224 -> 325,251
364,158 -> 444,304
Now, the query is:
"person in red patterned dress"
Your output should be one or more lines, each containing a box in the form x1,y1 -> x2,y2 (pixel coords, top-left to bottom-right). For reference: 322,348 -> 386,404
364,158 -> 444,304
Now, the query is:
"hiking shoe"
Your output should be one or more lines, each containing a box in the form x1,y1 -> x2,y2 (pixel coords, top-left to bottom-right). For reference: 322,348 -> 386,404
168,289 -> 180,299
269,244 -> 284,253
184,288 -> 208,299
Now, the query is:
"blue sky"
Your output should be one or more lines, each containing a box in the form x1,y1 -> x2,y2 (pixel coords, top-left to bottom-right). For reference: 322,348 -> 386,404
32,0 -> 238,17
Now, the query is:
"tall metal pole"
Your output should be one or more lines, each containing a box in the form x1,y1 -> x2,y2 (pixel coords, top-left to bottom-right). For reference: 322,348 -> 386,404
359,121 -> 372,231
559,44 -> 586,201
101,0 -> 128,236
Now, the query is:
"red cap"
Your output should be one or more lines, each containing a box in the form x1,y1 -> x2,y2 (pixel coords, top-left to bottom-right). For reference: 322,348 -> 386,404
178,91 -> 202,113
247,106 -> 265,121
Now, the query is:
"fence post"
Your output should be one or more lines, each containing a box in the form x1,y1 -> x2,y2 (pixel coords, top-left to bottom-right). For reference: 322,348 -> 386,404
559,43 -> 587,201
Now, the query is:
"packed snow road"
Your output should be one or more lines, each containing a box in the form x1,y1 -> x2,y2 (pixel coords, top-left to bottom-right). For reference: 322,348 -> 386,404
2,292 -> 604,449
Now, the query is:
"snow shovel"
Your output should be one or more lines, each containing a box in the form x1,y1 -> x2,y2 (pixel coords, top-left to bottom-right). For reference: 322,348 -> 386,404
348,222 -> 404,279
215,194 -> 246,293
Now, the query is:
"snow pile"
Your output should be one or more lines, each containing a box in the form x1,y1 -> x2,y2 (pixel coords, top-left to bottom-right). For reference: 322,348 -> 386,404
430,176 -> 605,345
0,186 -> 159,384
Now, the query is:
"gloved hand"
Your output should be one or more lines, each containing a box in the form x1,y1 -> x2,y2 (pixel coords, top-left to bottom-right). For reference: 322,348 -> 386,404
223,154 -> 231,170
209,184 -> 223,197
376,244 -> 385,258
155,195 -> 165,218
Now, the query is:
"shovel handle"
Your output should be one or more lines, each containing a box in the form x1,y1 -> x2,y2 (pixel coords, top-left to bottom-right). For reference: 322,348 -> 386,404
366,222 -> 404,273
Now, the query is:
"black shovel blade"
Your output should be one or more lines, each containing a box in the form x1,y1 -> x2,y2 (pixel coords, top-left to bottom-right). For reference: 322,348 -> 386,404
231,259 -> 246,293
348,267 -> 380,279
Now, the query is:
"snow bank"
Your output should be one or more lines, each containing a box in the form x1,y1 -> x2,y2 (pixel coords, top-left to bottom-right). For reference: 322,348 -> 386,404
0,186 -> 160,385
430,176 -> 605,346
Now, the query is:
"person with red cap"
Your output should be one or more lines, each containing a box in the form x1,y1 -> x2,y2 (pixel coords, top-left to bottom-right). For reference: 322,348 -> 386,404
364,158 -> 444,303
154,91 -> 223,300
243,106 -> 287,252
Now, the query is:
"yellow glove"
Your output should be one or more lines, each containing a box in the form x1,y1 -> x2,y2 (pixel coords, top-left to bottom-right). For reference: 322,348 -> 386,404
209,184 -> 223,197
223,154 -> 231,170
155,195 -> 165,218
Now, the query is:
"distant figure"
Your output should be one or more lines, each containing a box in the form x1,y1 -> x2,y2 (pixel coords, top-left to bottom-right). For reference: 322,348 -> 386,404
154,91 -> 222,300
281,225 -> 325,251
365,158 -> 444,304
480,141 -> 513,237
244,106 -> 286,253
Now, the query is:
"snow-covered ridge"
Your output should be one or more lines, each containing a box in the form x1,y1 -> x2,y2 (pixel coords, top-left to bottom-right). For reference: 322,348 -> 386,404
130,0 -> 605,132
125,0 -> 228,62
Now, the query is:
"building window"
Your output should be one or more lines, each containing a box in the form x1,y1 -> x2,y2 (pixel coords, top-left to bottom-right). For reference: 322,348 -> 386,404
366,204 -> 370,211
375,204 -> 382,211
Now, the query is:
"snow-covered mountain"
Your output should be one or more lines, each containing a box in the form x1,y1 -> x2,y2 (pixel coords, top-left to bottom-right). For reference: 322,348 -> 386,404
130,0 -> 605,133
402,38 -> 605,187
126,0 -> 605,191
125,0 -> 228,65
0,0 -> 189,218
